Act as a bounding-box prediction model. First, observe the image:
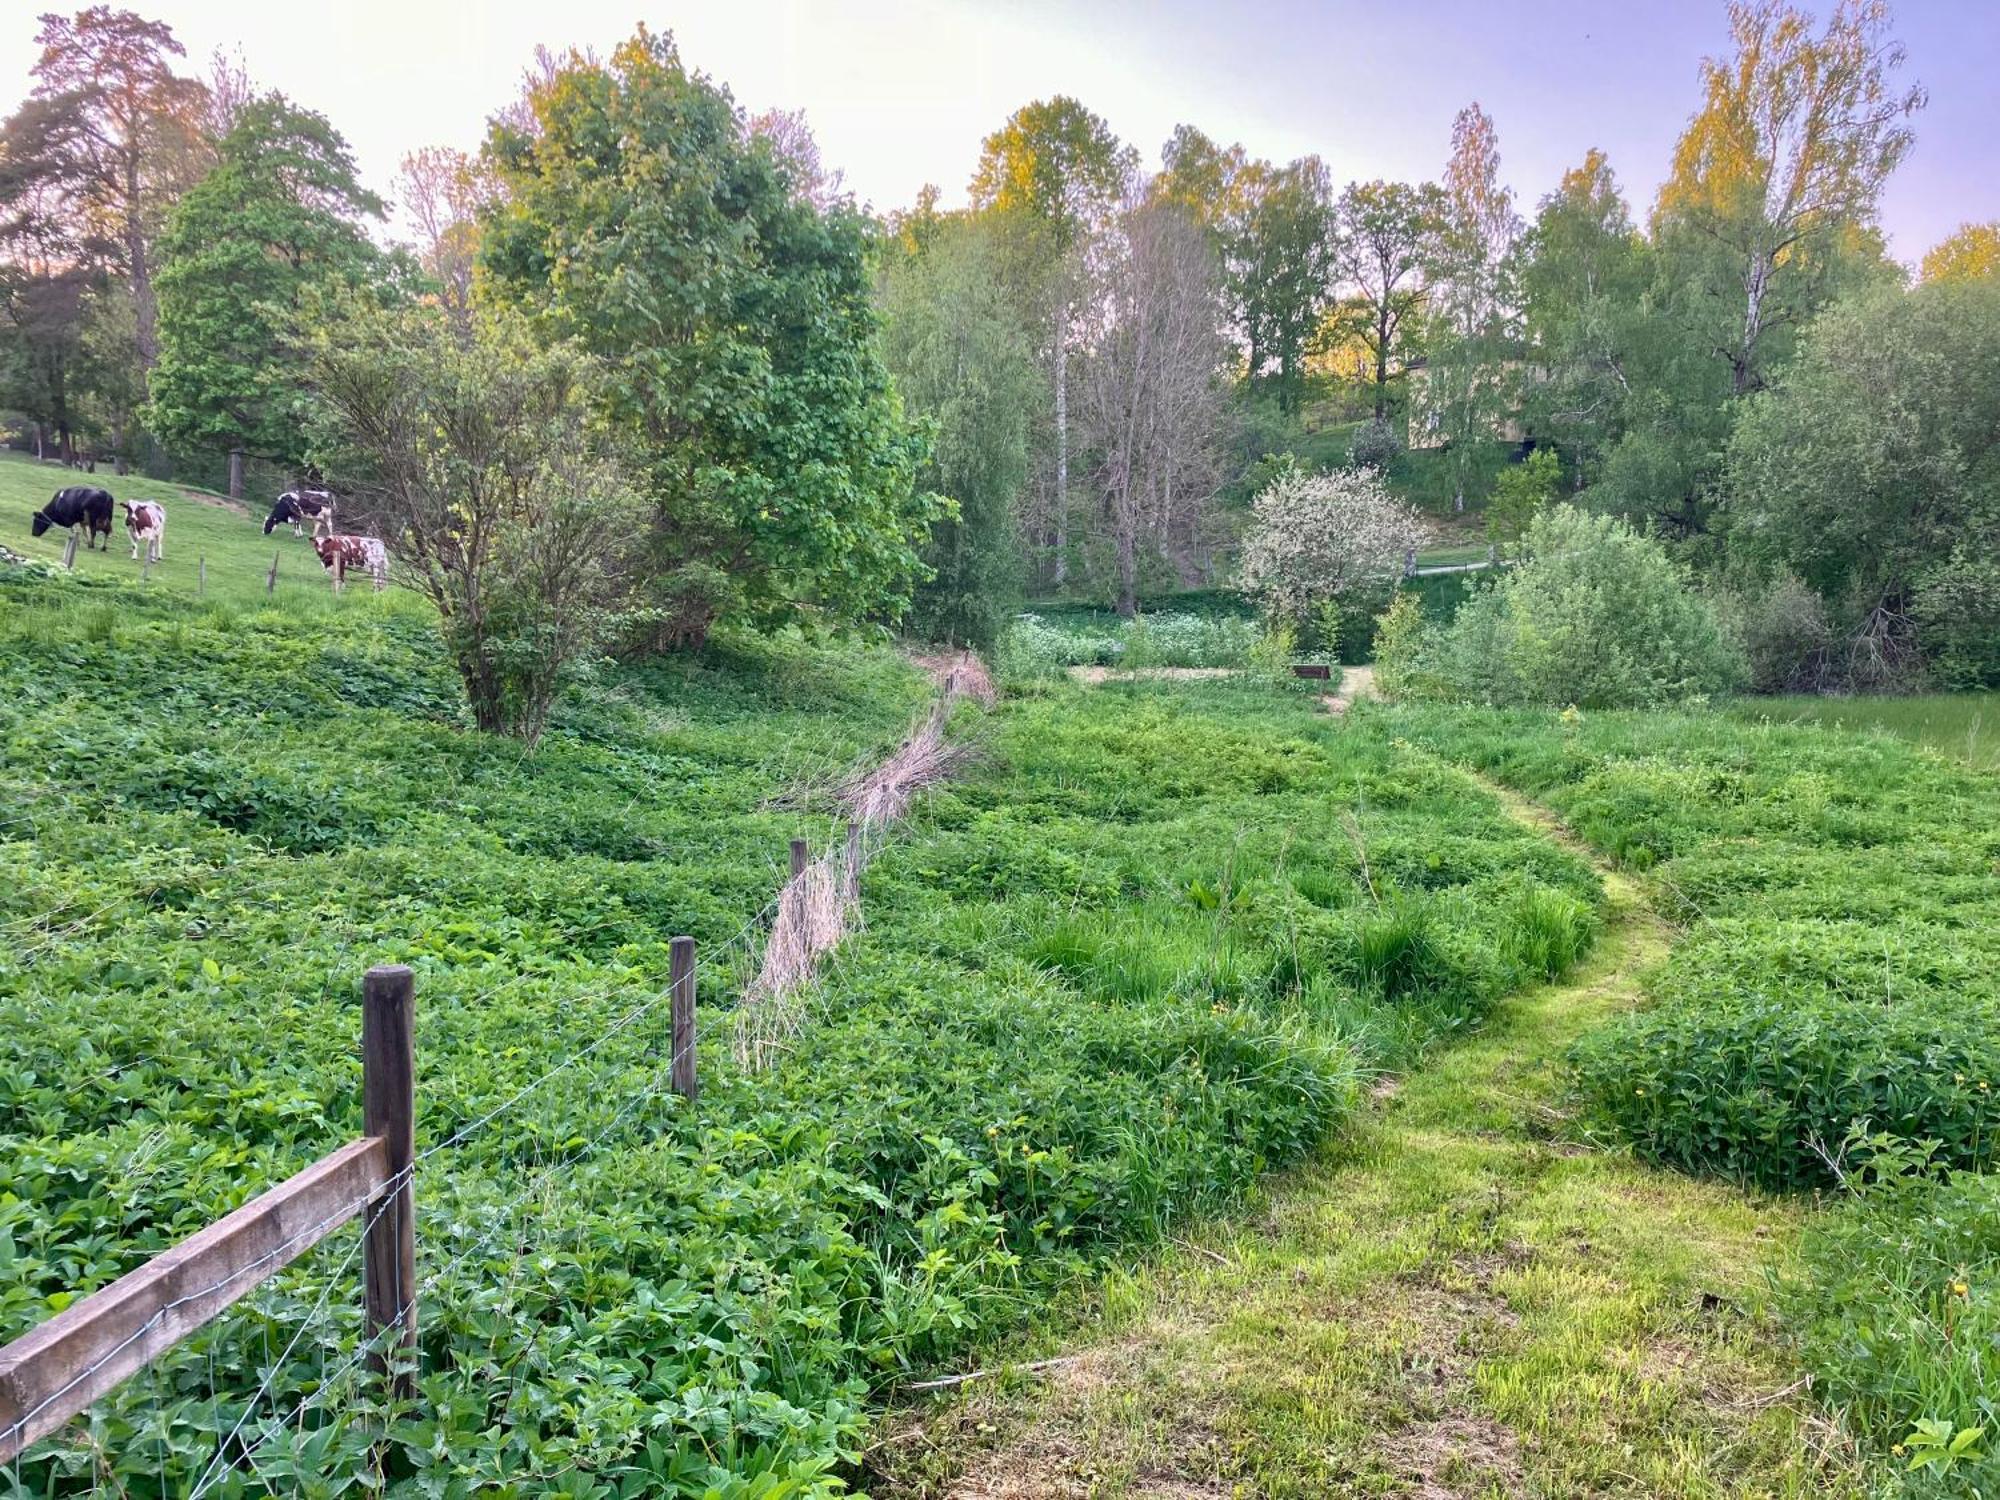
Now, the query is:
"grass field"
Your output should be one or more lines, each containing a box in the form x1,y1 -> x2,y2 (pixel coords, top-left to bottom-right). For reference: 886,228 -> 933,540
0,450 -> 401,612
1731,690 -> 1999,772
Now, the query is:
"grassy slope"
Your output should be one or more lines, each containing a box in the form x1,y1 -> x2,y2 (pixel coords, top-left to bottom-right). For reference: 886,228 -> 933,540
0,449 -> 363,608
873,765 -> 1852,1499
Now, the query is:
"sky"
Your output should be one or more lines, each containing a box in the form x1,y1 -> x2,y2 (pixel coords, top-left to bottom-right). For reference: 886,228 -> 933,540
4,0 -> 1996,265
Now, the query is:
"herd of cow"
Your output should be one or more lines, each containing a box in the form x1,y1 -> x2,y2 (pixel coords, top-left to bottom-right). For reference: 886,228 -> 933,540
28,484 -> 388,591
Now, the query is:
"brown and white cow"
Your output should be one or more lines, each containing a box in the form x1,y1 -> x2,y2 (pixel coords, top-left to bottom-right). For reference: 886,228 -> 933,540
311,534 -> 388,593
121,500 -> 165,564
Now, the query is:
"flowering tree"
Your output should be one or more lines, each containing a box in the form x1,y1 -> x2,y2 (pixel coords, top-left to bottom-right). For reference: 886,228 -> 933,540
1238,466 -> 1426,625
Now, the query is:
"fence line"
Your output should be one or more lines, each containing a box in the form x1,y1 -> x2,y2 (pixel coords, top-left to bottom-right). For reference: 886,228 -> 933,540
1,853 -> 798,1484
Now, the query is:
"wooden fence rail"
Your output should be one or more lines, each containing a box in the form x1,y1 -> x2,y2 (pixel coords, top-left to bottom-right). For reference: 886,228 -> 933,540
0,964 -> 418,1464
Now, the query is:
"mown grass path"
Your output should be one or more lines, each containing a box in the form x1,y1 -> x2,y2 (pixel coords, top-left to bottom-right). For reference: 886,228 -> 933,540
873,770 -> 1860,1499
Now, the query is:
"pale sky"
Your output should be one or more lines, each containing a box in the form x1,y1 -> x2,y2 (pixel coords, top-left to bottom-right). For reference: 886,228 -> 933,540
5,0 -> 1996,265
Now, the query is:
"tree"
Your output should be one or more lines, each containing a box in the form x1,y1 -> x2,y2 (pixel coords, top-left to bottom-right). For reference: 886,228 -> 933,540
1237,156 -> 1335,413
1238,466 -> 1425,628
1516,150 -> 1646,485
1424,103 -> 1522,512
306,299 -> 639,747
148,96 -> 385,493
1486,447 -> 1561,553
1078,198 -> 1231,617
481,29 -> 941,649
970,97 -> 1136,586
1922,221 -> 2000,283
394,145 -> 487,323
747,107 -> 845,211
878,214 -> 1035,649
25,7 -> 208,370
1724,277 -> 2000,686
1331,180 -> 1444,420
1656,0 -> 1924,396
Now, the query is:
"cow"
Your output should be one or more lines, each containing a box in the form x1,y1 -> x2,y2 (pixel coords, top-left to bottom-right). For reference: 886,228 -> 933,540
121,500 -> 166,564
30,487 -> 115,550
263,489 -> 336,539
311,533 -> 387,593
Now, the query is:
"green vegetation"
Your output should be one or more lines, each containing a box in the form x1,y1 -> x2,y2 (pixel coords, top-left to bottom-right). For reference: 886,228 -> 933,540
1732,691 -> 2000,774
0,559 -> 1600,1495
997,610 -> 1262,674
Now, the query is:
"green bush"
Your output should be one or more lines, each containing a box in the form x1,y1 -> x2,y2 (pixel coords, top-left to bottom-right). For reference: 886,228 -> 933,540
1381,505 -> 1746,707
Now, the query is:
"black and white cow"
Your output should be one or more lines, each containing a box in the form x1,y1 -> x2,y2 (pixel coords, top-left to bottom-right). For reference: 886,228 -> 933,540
30,487 -> 115,550
311,533 -> 387,593
263,489 -> 336,538
121,500 -> 166,564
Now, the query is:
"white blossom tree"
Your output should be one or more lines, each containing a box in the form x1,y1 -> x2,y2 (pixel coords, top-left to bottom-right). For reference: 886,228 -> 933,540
1238,466 -> 1427,626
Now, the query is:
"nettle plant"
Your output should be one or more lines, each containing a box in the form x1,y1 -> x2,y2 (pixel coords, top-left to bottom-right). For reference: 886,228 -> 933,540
1237,466 -> 1425,638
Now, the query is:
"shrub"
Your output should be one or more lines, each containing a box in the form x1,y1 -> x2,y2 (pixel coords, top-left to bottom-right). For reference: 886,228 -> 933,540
1403,505 -> 1746,708
1348,417 -> 1405,471
1237,466 -> 1425,629
1712,569 -> 1838,693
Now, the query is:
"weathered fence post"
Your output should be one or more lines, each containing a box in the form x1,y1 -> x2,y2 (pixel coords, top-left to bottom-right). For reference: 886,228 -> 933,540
198,555 -> 206,595
361,965 -> 416,1397
669,936 -> 698,1102
844,821 -> 863,899
1486,542 -> 1497,565
789,837 -> 809,880
1403,546 -> 1417,579
267,551 -> 280,595
61,531 -> 77,571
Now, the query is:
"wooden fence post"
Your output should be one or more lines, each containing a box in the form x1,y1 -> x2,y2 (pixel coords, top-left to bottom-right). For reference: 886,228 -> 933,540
789,838 -> 809,880
61,531 -> 77,571
1403,546 -> 1417,579
198,555 -> 206,595
669,936 -> 697,1102
267,551 -> 280,595
361,965 -> 416,1397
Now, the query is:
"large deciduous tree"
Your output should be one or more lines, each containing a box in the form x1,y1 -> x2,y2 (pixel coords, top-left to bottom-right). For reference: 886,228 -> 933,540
1078,198 -> 1230,617
1656,0 -> 1923,396
878,213 -> 1035,650
394,145 -> 488,325
1331,180 -> 1444,420
25,7 -> 208,370
970,97 -> 1136,586
1922,221 -> 1999,284
148,95 -> 385,493
1237,155 -> 1335,413
480,28 -> 940,649
1238,466 -> 1425,629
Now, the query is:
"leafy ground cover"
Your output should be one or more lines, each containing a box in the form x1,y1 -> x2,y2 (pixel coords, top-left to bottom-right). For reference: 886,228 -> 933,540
873,819 -> 1854,1498
1382,701 -> 2000,1490
0,564 -> 1597,1496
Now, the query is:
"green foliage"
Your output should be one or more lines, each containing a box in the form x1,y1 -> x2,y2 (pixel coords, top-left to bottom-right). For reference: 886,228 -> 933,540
1724,277 -> 2000,687
1779,1150 -> 2000,1490
996,610 -> 1259,678
0,561 -> 1600,1494
1710,568 -> 1837,694
1346,417 -> 1404,471
1383,505 -> 1745,707
1484,447 -> 1560,554
480,29 -> 941,650
1381,703 -> 2000,1194
148,96 -> 388,467
878,217 -> 1034,650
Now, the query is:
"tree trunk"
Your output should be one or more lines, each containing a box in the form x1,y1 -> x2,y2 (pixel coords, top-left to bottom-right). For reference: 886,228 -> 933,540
1735,254 -> 1767,396
1053,304 -> 1069,587
127,157 -> 157,367
1115,511 -> 1137,620
1373,315 -> 1390,420
228,448 -> 244,500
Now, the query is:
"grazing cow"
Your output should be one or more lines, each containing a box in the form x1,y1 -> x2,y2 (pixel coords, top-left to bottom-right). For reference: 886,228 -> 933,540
121,500 -> 166,564
263,489 -> 336,538
30,487 -> 115,550
311,533 -> 387,593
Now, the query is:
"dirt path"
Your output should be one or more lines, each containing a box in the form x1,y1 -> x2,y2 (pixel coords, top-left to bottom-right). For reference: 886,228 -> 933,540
869,771 -> 1855,1499
1322,662 -> 1375,714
